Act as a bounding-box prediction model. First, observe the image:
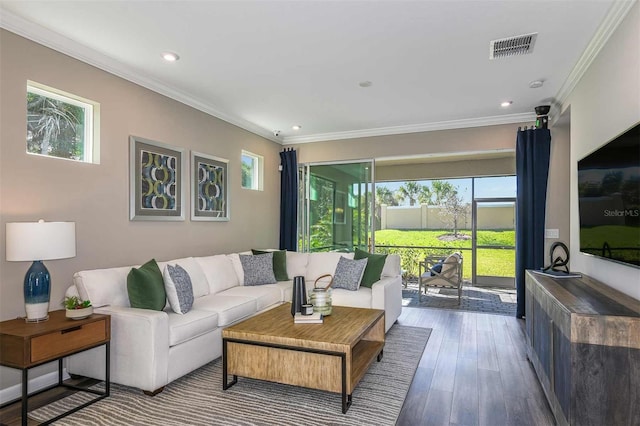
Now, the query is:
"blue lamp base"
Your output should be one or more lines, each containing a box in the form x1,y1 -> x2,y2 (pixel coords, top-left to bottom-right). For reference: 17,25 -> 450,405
24,260 -> 51,322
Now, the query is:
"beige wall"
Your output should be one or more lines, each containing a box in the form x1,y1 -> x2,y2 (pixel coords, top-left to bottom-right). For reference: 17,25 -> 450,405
381,204 -> 513,230
546,116 -> 571,261
377,157 -> 515,181
563,2 -> 640,299
291,123 -> 523,164
0,30 -> 282,323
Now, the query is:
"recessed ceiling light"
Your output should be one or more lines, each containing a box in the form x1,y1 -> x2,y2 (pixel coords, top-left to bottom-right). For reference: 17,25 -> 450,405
292,125 -> 302,130
501,101 -> 513,107
162,52 -> 180,62
359,81 -> 373,88
529,80 -> 544,89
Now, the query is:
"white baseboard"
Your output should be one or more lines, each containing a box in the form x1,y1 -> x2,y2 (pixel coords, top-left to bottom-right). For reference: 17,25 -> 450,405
0,369 -> 71,405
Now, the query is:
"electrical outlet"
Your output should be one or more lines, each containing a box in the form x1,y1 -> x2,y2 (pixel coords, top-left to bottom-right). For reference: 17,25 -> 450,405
545,229 -> 559,239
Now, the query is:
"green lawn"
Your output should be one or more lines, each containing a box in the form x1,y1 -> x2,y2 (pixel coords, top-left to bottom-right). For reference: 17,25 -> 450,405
374,229 -> 516,278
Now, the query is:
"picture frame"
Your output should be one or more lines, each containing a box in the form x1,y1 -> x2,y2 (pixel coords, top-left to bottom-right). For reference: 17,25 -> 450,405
129,136 -> 185,221
191,151 -> 229,221
334,190 -> 347,224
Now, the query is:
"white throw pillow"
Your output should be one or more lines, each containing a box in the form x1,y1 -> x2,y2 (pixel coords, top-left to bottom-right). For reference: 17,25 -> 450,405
381,254 -> 401,277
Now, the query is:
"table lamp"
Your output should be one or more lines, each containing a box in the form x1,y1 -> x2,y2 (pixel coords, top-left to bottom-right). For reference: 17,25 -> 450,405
6,220 -> 76,322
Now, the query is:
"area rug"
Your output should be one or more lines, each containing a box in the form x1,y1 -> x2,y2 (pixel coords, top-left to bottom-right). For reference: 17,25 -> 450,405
402,281 -> 516,316
29,325 -> 430,426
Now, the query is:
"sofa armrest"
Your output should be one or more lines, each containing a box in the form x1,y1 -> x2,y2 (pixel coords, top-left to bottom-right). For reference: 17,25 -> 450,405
371,276 -> 402,332
67,306 -> 170,393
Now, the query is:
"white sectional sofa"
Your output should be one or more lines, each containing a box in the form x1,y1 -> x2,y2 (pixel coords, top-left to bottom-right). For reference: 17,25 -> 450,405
65,251 -> 402,395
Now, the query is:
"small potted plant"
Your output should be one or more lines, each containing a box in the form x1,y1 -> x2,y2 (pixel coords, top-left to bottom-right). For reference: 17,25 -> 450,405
63,296 -> 93,320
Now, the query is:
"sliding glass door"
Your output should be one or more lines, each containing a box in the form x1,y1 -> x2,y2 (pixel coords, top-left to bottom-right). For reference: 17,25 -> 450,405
298,161 -> 374,253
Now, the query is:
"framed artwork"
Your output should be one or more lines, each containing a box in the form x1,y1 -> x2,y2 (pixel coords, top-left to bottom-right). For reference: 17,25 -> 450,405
129,136 -> 185,221
334,190 -> 346,224
191,151 -> 229,221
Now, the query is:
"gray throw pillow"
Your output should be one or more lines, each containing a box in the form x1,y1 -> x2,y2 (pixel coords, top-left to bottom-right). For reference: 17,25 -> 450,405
164,264 -> 194,314
332,257 -> 368,291
240,253 -> 277,286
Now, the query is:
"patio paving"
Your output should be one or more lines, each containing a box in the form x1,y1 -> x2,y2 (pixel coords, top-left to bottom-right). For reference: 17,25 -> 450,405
402,279 -> 517,316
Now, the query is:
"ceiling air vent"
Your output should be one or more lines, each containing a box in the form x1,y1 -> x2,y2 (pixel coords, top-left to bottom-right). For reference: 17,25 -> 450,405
490,33 -> 538,59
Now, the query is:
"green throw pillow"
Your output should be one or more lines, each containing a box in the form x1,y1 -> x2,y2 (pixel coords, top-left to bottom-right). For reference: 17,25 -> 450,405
252,249 -> 289,281
354,248 -> 388,288
127,259 -> 166,311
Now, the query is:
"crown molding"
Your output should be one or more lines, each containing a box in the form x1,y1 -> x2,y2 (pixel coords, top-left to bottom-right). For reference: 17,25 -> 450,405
6,1 -> 628,146
0,9 -> 281,144
552,0 -> 637,124
282,112 -> 535,145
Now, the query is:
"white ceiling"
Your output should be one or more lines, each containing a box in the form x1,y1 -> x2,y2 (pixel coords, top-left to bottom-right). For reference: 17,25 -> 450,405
0,1 -> 632,144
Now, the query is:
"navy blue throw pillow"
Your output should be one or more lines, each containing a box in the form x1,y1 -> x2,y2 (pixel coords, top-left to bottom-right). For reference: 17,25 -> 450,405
430,262 -> 443,276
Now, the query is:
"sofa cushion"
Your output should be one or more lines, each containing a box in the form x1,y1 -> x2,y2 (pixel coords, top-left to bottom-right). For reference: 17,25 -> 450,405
381,254 -> 402,277
157,257 -> 209,298
228,253 -> 244,284
166,309 -> 219,346
270,280 -> 294,302
163,264 -> 194,314
331,287 -> 372,309
252,249 -> 289,281
127,259 -> 166,311
192,294 -> 257,327
354,248 -> 388,288
74,265 -> 134,308
195,255 -> 239,294
218,285 -> 282,311
240,253 -> 277,285
285,251 -> 309,278
305,252 -> 354,282
332,257 -> 368,291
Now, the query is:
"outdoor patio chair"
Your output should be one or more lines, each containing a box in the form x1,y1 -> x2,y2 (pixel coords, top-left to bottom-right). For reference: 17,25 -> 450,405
418,252 -> 463,303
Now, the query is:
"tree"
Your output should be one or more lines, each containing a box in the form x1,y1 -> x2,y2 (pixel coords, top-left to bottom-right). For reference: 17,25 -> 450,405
439,191 -> 470,237
397,181 -> 428,206
241,161 -> 252,188
430,180 -> 457,205
27,92 -> 82,159
376,186 -> 398,206
374,186 -> 397,231
418,185 -> 432,204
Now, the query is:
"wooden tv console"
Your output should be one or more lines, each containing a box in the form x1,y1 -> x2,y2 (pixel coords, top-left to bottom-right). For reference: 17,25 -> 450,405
525,270 -> 640,426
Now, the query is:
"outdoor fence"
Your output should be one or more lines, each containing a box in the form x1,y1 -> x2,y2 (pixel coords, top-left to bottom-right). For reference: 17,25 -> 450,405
379,204 -> 514,230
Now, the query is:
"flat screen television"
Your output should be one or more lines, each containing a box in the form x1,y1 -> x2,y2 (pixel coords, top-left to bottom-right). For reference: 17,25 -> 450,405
577,122 -> 640,268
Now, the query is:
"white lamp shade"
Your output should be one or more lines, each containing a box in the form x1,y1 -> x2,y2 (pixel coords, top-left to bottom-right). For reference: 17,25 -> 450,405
6,221 -> 76,261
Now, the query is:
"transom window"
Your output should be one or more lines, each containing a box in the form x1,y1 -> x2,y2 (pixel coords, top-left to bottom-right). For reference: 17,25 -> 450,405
26,82 -> 100,163
241,150 -> 263,190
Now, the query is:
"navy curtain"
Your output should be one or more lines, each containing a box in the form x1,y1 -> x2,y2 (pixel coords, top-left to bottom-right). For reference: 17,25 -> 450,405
279,148 -> 298,251
515,128 -> 551,318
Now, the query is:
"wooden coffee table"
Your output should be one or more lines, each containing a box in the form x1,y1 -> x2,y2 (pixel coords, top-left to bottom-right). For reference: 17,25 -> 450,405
222,304 -> 385,413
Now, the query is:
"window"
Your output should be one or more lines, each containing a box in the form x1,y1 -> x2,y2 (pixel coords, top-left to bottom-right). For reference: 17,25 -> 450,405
241,150 -> 263,190
26,82 -> 100,163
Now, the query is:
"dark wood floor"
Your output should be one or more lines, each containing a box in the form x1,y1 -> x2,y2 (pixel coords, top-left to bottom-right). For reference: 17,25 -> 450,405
396,307 -> 555,426
1,306 -> 555,426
